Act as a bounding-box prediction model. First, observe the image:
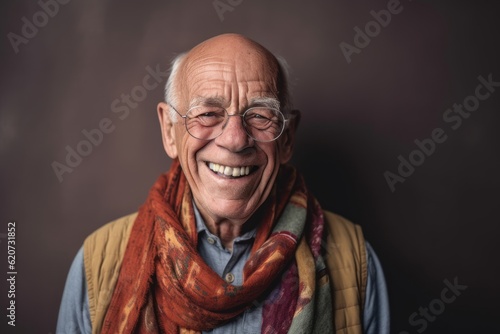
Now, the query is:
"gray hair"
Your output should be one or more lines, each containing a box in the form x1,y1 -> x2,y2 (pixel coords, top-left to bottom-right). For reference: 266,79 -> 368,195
163,52 -> 293,122
274,55 -> 294,116
164,52 -> 187,121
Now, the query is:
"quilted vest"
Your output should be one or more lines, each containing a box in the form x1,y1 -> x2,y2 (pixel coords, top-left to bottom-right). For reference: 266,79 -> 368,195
83,211 -> 367,334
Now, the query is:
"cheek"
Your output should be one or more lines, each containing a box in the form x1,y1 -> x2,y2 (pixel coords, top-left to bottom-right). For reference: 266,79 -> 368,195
276,137 -> 292,164
261,144 -> 281,177
267,142 -> 282,161
175,127 -> 194,157
176,135 -> 207,172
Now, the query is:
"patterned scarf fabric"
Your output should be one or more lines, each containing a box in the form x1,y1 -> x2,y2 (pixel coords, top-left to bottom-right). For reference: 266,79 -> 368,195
101,159 -> 332,333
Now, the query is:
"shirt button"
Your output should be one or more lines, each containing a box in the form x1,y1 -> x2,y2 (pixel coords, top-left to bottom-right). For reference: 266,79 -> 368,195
207,237 -> 215,245
225,272 -> 235,283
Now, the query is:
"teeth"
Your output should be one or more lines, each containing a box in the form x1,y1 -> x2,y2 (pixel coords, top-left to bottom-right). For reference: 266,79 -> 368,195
208,162 -> 251,177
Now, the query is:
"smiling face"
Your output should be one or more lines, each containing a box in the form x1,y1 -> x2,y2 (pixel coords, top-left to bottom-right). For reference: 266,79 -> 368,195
158,34 -> 297,227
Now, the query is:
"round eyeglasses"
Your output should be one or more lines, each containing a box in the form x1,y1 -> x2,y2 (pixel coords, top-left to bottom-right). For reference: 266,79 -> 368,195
170,105 -> 288,142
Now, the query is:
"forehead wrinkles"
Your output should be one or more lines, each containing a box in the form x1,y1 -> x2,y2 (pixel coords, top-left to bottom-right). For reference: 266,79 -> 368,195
182,56 -> 278,104
185,58 -> 235,95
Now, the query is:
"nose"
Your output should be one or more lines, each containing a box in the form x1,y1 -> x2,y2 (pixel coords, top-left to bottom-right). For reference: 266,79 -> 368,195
214,114 -> 253,151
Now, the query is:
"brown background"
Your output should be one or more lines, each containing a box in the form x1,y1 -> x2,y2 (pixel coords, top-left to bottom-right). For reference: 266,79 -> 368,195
1,1 -> 499,333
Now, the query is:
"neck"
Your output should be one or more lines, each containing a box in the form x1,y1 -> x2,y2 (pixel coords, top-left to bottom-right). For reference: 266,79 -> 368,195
204,220 -> 243,251
195,203 -> 266,252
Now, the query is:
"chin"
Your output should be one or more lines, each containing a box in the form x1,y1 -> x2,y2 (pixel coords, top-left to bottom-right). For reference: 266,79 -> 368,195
203,197 -> 260,221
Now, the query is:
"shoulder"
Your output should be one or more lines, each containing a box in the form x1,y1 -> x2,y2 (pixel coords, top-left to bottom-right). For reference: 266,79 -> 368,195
82,212 -> 138,330
83,213 -> 137,288
83,212 -> 138,252
322,210 -> 368,303
322,210 -> 365,248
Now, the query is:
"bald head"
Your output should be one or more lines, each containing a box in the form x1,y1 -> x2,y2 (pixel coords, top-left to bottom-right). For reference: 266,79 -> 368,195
190,33 -> 275,57
164,33 -> 291,119
185,33 -> 279,73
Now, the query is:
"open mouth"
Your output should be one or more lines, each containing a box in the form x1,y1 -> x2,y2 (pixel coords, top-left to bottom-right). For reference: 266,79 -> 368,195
207,162 -> 255,178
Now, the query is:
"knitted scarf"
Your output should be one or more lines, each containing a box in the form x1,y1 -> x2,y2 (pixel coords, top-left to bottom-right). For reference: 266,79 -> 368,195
101,159 -> 332,333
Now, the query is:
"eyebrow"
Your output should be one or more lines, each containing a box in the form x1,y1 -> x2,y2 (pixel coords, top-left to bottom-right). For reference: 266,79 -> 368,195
249,97 -> 280,109
189,96 -> 280,110
189,96 -> 226,108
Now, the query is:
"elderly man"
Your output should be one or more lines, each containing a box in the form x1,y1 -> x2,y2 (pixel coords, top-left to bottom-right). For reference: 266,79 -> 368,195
57,33 -> 389,333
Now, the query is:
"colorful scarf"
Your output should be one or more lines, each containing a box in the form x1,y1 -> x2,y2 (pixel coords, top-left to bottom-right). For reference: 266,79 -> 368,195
101,159 -> 332,333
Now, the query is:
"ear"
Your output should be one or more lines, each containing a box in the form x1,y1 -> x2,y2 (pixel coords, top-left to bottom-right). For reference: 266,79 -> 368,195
279,109 -> 301,164
157,102 -> 178,159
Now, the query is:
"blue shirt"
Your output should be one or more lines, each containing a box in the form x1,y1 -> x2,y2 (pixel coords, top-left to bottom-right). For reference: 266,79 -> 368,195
56,210 -> 390,333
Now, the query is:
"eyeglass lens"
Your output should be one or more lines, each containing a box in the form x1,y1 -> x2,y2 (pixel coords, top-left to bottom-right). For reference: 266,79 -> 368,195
184,106 -> 285,142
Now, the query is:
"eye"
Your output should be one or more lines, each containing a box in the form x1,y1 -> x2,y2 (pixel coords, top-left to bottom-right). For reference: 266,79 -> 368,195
187,106 -> 226,126
248,113 -> 268,120
248,108 -> 275,118
245,108 -> 279,127
198,111 -> 219,117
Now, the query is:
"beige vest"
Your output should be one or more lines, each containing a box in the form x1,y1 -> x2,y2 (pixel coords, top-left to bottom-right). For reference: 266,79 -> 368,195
83,211 -> 367,334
